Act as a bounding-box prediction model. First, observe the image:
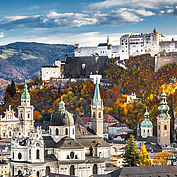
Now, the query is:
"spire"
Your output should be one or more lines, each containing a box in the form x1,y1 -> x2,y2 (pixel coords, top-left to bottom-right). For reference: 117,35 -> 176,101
107,35 -> 109,45
93,77 -> 101,102
141,109 -> 153,128
59,96 -> 65,112
153,27 -> 157,34
158,89 -> 170,118
21,82 -> 30,100
144,108 -> 149,119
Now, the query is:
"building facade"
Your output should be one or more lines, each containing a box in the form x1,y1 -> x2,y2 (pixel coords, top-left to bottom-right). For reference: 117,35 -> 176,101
42,60 -> 64,81
74,29 -> 177,61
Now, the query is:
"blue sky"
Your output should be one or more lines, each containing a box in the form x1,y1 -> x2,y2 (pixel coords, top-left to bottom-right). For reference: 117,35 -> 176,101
0,0 -> 177,46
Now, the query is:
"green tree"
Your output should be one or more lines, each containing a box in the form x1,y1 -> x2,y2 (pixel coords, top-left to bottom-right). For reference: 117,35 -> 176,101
139,144 -> 152,166
123,135 -> 140,167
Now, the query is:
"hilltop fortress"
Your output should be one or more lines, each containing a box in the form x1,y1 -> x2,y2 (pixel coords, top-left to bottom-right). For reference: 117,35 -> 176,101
74,28 -> 177,61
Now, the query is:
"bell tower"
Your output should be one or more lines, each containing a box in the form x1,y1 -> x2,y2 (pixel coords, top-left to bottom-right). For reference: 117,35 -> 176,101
17,82 -> 34,136
91,76 -> 104,137
157,90 -> 171,147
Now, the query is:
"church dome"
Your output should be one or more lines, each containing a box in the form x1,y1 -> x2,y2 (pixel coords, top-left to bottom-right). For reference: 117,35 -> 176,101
21,84 -> 30,99
141,110 -> 153,128
50,100 -> 74,126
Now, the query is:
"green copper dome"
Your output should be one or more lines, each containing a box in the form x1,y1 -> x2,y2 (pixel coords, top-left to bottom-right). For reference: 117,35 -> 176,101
50,99 -> 74,126
21,83 -> 30,99
141,109 -> 153,128
158,90 -> 170,118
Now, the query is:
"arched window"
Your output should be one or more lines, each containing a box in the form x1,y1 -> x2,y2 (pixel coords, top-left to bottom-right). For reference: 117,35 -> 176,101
37,171 -> 40,177
65,128 -> 68,135
99,112 -> 101,118
18,153 -> 22,160
3,132 -> 5,137
70,165 -> 75,176
89,146 -> 93,156
12,152 -> 14,159
28,113 -> 30,118
21,113 -> 23,119
70,152 -> 74,159
164,125 -> 167,130
159,125 -> 160,130
9,131 -> 11,137
45,166 -> 50,175
36,149 -> 40,159
29,150 -> 31,159
56,128 -> 59,135
93,112 -> 96,118
18,170 -> 22,176
93,164 -> 98,175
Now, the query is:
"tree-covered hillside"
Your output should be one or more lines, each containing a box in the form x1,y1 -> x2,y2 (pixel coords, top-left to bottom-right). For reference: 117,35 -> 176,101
1,55 -> 177,134
0,42 -> 74,81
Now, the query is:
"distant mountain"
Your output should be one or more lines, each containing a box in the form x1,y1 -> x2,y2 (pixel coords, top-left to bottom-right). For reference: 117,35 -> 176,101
0,42 -> 74,81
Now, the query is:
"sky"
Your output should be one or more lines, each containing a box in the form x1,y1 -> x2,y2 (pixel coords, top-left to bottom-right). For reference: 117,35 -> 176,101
0,0 -> 177,46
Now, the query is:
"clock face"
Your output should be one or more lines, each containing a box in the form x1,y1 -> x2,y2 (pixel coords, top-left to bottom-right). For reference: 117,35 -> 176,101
36,143 -> 40,147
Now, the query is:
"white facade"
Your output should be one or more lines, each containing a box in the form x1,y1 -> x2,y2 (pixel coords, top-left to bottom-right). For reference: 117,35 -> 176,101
74,29 -> 177,61
42,60 -> 64,81
141,127 -> 153,138
0,105 -> 19,139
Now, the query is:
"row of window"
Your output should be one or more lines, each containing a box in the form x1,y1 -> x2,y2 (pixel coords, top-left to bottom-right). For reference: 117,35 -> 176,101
50,128 -> 75,136
13,149 -> 40,160
93,112 -> 102,119
12,164 -> 98,176
159,125 -> 167,130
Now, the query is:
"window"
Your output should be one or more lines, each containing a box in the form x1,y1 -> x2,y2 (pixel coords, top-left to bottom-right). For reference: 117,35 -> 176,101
18,170 -> 22,176
56,128 -> 59,135
70,152 -> 74,159
29,150 -> 31,159
93,112 -> 96,118
9,131 -> 11,137
36,149 -> 40,159
93,164 -> 98,175
70,165 -> 75,176
164,125 -> 167,130
28,113 -> 30,118
45,166 -> 50,175
99,112 -> 101,118
37,171 -> 40,177
20,113 -> 23,119
3,132 -> 5,137
18,153 -> 22,160
13,152 -> 14,159
159,125 -> 160,130
65,128 -> 68,135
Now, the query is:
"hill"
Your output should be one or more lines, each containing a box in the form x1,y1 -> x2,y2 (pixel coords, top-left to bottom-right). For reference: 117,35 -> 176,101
0,42 -> 74,81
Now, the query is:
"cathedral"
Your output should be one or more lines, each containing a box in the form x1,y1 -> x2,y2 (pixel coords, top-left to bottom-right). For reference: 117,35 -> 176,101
10,77 -> 112,177
0,83 -> 34,139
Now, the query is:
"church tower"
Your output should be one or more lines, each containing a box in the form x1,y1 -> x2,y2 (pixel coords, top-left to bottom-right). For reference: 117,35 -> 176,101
157,90 -> 171,147
141,109 -> 153,138
17,83 -> 34,137
91,77 -> 104,137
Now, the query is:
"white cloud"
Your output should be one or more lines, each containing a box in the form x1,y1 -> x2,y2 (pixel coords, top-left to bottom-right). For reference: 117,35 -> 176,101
135,9 -> 156,16
0,32 -> 4,38
90,0 -> 177,9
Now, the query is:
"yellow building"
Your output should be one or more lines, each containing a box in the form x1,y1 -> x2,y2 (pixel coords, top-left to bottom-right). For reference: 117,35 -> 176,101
0,161 -> 10,177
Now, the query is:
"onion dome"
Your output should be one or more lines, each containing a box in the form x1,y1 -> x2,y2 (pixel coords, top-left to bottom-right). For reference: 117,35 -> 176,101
141,109 -> 153,128
158,90 -> 170,118
50,99 -> 74,126
21,83 -> 30,99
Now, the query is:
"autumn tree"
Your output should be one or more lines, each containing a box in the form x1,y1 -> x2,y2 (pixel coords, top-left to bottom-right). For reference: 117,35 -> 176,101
123,135 -> 140,167
139,144 -> 152,166
34,111 -> 42,120
153,152 -> 172,165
